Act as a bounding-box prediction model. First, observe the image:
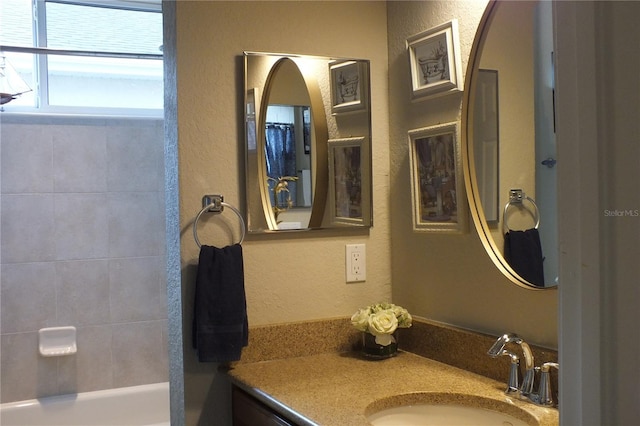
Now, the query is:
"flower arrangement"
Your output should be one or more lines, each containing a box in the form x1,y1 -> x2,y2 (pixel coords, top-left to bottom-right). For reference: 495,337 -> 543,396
351,302 -> 412,347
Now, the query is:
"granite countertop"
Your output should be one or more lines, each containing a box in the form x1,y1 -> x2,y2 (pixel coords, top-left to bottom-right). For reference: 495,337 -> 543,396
225,350 -> 559,426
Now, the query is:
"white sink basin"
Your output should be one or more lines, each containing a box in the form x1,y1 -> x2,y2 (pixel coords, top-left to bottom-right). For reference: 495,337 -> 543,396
365,393 -> 538,426
368,403 -> 530,426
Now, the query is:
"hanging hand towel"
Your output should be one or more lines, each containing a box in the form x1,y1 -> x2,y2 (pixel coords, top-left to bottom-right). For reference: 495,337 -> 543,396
192,244 -> 248,363
504,228 -> 545,287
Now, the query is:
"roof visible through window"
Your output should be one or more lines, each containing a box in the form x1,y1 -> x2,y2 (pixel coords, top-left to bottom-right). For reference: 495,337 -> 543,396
0,0 -> 164,113
45,2 -> 163,55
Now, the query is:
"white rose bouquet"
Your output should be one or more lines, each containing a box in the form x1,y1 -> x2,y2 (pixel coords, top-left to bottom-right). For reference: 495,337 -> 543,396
351,302 -> 412,346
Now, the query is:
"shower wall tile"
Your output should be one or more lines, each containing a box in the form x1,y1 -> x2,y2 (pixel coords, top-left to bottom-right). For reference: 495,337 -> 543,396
108,192 -> 164,258
53,193 -> 110,260
110,256 -> 166,322
160,319 -> 169,362
0,124 -> 54,194
57,325 -> 114,395
112,321 -> 168,388
53,126 -> 108,192
0,262 -> 57,334
0,332 -> 59,402
0,117 -> 168,404
107,123 -> 165,192
1,194 -> 56,263
55,259 -> 110,327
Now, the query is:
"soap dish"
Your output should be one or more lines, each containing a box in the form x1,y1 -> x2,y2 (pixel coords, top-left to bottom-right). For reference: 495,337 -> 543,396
39,326 -> 77,357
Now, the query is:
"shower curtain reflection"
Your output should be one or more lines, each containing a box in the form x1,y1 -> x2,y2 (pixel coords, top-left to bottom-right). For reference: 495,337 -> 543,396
265,123 -> 298,208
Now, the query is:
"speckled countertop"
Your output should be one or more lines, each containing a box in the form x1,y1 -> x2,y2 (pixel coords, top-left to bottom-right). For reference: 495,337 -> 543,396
225,350 -> 559,426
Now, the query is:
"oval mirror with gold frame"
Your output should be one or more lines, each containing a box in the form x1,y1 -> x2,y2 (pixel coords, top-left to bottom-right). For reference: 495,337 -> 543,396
463,1 -> 558,290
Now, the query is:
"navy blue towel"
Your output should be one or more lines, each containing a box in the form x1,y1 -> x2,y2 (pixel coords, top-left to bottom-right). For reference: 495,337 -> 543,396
504,228 -> 545,287
192,244 -> 248,362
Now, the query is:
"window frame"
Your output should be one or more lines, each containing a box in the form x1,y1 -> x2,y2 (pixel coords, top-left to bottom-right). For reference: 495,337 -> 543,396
1,0 -> 163,117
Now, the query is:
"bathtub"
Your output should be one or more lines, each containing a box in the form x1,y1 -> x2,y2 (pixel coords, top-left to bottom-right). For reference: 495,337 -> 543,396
0,382 -> 170,426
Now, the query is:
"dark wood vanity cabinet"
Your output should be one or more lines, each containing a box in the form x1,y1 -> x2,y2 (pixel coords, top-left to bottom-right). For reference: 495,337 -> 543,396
232,385 -> 298,426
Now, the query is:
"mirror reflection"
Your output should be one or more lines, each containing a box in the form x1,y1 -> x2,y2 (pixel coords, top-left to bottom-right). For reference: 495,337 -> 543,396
244,52 -> 372,233
465,0 -> 558,289
265,106 -> 312,219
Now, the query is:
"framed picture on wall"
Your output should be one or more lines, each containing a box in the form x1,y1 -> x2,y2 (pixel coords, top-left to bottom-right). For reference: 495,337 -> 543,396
407,19 -> 463,100
328,137 -> 371,226
329,60 -> 368,114
408,122 -> 467,233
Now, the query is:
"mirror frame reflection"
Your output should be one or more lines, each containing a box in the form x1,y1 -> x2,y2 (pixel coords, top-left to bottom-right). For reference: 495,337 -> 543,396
244,51 -> 373,234
462,1 -> 558,290
257,57 -> 328,230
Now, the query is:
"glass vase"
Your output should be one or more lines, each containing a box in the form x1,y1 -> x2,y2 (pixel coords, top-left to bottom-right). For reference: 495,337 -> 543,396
361,331 -> 398,359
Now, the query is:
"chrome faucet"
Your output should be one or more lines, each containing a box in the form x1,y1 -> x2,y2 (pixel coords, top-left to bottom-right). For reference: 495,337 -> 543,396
487,333 -> 536,398
493,348 -> 521,394
488,334 -> 560,407
537,362 -> 559,407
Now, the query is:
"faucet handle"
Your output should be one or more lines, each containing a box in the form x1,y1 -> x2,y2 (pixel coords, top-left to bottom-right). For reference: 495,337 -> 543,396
489,348 -> 521,394
537,362 -> 559,406
501,350 -> 521,394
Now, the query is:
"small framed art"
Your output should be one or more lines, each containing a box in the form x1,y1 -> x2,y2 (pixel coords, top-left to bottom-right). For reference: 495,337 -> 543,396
407,19 -> 463,100
408,122 -> 466,232
328,137 -> 371,226
329,60 -> 368,114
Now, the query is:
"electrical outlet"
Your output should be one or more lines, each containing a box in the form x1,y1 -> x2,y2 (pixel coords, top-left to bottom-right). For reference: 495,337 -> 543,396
345,244 -> 366,282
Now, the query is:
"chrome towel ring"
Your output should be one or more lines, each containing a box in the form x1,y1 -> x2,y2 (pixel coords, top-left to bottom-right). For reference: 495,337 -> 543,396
193,195 -> 246,247
503,189 -> 540,233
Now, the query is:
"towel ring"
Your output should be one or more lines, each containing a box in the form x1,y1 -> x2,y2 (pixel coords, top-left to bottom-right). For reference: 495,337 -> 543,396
193,195 -> 246,247
503,189 -> 540,233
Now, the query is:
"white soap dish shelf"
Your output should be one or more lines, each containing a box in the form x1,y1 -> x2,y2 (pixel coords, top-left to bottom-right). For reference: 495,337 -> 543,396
39,326 -> 77,357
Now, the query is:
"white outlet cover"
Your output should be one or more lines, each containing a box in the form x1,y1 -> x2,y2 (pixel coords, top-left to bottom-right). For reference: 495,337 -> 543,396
346,244 -> 366,282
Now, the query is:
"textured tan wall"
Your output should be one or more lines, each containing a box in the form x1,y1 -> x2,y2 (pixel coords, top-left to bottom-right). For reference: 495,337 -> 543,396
175,2 -> 390,423
177,0 -> 391,325
387,1 -> 557,349
175,1 -> 559,423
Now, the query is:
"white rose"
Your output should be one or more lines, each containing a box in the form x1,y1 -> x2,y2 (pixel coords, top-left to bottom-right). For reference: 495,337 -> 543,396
390,304 -> 403,318
374,332 -> 396,346
367,309 -> 398,346
397,308 -> 412,328
351,308 -> 370,332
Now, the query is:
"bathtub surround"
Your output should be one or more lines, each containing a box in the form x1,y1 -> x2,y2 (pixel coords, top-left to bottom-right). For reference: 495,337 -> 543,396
0,114 -> 168,403
0,382 -> 170,426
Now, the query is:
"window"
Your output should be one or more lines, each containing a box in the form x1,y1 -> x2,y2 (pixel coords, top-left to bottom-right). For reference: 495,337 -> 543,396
0,0 -> 163,115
